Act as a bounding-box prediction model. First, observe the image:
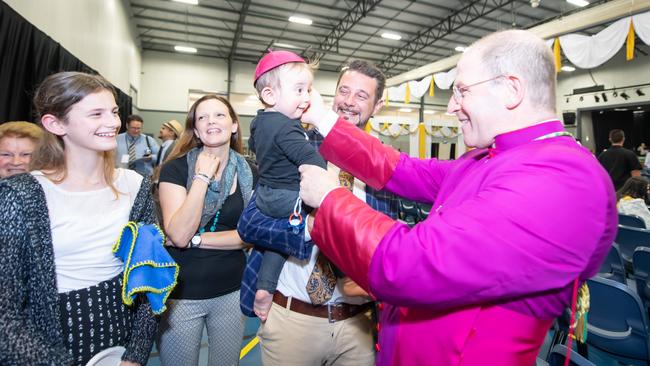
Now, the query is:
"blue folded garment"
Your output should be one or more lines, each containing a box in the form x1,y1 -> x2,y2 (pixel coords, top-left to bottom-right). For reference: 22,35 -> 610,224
113,222 -> 179,314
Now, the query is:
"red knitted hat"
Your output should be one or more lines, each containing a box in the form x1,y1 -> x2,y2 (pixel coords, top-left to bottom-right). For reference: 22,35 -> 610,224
254,50 -> 306,85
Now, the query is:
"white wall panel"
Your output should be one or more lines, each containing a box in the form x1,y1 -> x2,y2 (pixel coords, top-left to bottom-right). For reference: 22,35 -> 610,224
5,0 -> 140,93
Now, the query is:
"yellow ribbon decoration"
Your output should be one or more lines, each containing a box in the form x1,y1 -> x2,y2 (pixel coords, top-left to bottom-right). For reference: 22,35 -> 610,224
553,38 -> 561,73
627,22 -> 635,61
385,90 -> 389,107
367,121 -> 418,138
405,83 -> 411,104
418,123 -> 426,158
364,119 -> 372,133
572,282 -> 590,343
429,76 -> 435,97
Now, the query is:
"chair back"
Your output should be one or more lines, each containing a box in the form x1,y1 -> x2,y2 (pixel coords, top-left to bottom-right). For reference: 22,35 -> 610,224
633,247 -> 650,311
598,243 -> 626,283
586,276 -> 650,364
615,225 -> 650,264
547,344 -> 595,366
619,213 -> 647,229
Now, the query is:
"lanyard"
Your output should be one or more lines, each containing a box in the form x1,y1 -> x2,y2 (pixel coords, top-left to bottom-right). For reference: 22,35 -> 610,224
533,131 -> 574,141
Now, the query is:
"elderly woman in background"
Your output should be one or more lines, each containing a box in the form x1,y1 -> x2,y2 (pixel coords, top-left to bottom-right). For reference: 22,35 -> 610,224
617,176 -> 650,228
0,121 -> 43,178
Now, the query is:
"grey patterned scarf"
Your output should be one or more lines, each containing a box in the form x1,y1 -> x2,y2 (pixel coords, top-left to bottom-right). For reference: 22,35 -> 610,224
186,147 -> 253,229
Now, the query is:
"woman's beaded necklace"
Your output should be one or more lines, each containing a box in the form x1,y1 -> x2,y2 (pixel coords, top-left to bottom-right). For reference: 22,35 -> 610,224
199,210 -> 221,234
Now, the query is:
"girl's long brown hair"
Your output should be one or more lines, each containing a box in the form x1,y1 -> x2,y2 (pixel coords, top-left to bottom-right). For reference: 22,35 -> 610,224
30,71 -> 119,195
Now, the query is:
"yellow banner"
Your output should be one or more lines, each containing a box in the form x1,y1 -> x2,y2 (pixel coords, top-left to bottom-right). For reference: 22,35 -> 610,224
365,120 -> 372,133
554,38 -> 561,73
405,83 -> 411,104
429,76 -> 434,97
627,22 -> 635,61
418,123 -> 426,158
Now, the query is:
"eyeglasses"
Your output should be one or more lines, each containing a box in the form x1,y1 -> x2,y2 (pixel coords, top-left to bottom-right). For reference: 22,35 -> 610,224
452,75 -> 505,102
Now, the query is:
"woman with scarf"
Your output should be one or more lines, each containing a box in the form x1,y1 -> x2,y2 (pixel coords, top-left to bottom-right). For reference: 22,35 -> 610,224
156,94 -> 256,365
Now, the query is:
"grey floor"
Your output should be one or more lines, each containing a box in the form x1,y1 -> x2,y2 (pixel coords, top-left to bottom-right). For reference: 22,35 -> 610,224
148,316 -> 626,366
148,316 -> 261,366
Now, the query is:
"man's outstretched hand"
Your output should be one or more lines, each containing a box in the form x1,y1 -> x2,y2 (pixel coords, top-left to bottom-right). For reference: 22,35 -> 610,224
299,164 -> 339,208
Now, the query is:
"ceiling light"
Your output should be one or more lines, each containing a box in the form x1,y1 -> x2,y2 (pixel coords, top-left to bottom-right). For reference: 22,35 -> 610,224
637,89 -> 646,96
399,108 -> 413,113
634,110 -> 645,114
621,92 -> 630,100
273,43 -> 297,49
530,0 -> 540,7
423,110 -> 436,114
561,65 -> 576,72
174,45 -> 197,53
566,0 -> 589,7
614,108 -> 628,111
601,93 -> 608,102
289,16 -> 312,25
455,46 -> 467,52
594,95 -> 600,103
172,0 -> 198,4
381,32 -> 402,41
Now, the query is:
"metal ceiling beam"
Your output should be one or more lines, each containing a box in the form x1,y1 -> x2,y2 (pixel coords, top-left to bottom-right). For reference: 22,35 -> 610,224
136,24 -> 231,45
130,2 -> 239,25
134,15 -> 441,60
135,15 -> 233,34
309,0 -> 383,61
131,5 -> 449,59
379,3 -> 500,33
229,0 -> 251,61
387,0 -> 650,86
378,0 -> 517,74
135,24 -> 420,67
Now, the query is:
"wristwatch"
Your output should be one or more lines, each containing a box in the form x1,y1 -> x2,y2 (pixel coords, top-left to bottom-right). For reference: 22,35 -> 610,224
190,234 -> 202,248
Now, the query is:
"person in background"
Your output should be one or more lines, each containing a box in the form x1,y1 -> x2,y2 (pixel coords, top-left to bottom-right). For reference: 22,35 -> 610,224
156,94 -> 257,366
238,59 -> 398,366
0,71 -> 157,365
157,119 -> 183,165
0,121 -> 43,178
617,176 -> 650,228
598,129 -> 642,190
116,114 -> 160,177
297,29 -> 615,365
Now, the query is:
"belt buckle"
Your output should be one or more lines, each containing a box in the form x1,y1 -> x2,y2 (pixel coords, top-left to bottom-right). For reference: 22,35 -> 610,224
327,303 -> 337,323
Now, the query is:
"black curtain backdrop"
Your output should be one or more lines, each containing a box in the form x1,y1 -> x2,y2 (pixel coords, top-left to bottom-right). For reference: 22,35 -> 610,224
593,109 -> 650,155
0,2 -> 132,124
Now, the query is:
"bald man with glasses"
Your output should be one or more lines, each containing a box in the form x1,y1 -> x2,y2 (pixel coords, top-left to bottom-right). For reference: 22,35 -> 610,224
298,30 -> 616,366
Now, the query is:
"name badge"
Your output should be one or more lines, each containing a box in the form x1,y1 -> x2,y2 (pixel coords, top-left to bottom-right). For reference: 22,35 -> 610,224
121,154 -> 130,164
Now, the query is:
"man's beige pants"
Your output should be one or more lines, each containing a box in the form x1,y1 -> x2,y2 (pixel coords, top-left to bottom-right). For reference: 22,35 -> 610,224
258,301 -> 375,366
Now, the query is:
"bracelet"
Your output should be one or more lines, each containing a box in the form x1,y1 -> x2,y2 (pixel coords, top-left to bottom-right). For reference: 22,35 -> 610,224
192,173 -> 210,185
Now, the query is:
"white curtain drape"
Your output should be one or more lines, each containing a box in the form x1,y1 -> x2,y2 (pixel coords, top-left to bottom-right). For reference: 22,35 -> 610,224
633,11 -> 650,45
407,75 -> 432,98
387,11 -> 650,101
434,68 -> 457,90
559,17 -> 630,69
